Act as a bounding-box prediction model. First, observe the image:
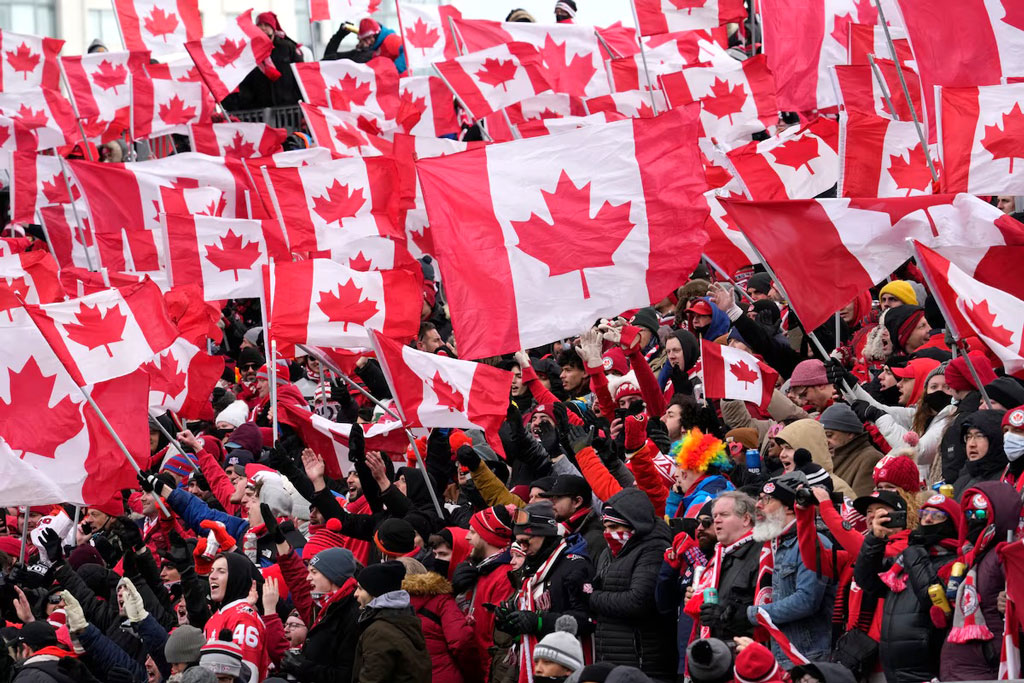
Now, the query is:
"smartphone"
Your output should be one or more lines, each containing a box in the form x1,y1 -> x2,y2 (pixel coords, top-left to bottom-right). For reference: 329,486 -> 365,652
882,509 -> 907,529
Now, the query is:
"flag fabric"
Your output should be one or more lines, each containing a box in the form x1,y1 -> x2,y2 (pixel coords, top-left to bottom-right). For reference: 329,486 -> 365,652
39,203 -> 100,271
292,58 -> 401,130
846,23 -> 913,68
308,0 -> 380,23
433,42 -> 554,120
0,251 -> 65,322
163,213 -> 269,300
184,10 -> 273,101
134,60 -> 213,139
10,152 -> 80,224
481,92 -> 589,142
832,59 -> 923,122
516,113 -> 625,139
25,278 -> 179,386
370,331 -> 512,453
755,608 -> 810,665
395,2 -> 463,72
939,83 -> 1024,195
632,0 -> 747,36
0,89 -> 79,150
112,0 -> 203,58
265,258 -> 423,350
0,436 -> 68,506
0,30 -> 64,93
0,114 -> 38,153
299,102 -> 392,157
608,30 -> 731,93
727,117 -> 840,200
416,107 -> 708,359
187,122 -> 287,158
838,111 -> 934,198
585,91 -> 664,120
142,338 -> 224,419
700,340 -> 778,410
396,75 -> 460,137
703,191 -> 757,277
242,147 -> 335,244
61,51 -> 152,142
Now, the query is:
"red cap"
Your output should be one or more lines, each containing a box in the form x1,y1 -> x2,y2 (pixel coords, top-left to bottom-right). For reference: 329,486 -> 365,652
686,300 -> 713,316
1003,406 -> 1024,430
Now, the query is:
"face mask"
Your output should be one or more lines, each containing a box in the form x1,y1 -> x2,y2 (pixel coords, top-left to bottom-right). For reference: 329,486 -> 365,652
431,559 -> 450,579
533,677 -> 567,683
924,390 -> 952,411
877,384 -> 901,406
908,519 -> 956,547
602,529 -> 634,557
1005,432 -> 1024,462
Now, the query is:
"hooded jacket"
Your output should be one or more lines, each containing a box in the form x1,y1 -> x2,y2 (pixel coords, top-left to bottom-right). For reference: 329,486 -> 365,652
830,431 -> 883,498
589,488 -> 677,680
940,391 -> 983,484
776,420 -> 856,499
354,591 -> 431,683
404,572 -> 477,683
953,409 -> 1007,497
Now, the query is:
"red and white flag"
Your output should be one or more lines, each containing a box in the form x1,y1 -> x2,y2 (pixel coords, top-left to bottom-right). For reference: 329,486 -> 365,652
308,0 -> 380,23
25,278 -> 179,386
659,55 -> 778,145
300,103 -> 393,157
184,10 -> 272,101
10,152 -> 80,224
585,91 -> 664,120
243,147 -> 335,240
481,92 -> 589,141
265,259 -> 422,350
632,0 -> 746,36
939,83 -> 1024,195
395,76 -> 460,137
0,114 -> 38,154
396,2 -> 463,72
371,331 -> 512,451
915,241 -> 1024,378
0,30 -> 63,93
292,58 -> 401,130
0,89 -> 79,151
700,340 -> 778,409
62,51 -> 152,143
761,0 -> 880,112
0,437 -> 67,506
163,213 -> 268,300
727,117 -> 840,200
39,203 -> 100,271
112,0 -> 202,58
756,609 -> 810,665
846,23 -> 914,68
134,60 -> 213,139
416,107 -> 708,359
188,122 -> 287,158
832,59 -> 923,122
608,30 -> 731,93
142,338 -> 224,419
838,111 -> 934,198
434,42 -> 553,120
703,191 -> 757,277
516,113 -> 625,138
0,251 -> 65,320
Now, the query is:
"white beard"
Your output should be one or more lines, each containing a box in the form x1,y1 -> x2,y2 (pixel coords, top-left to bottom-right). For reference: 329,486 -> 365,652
752,508 -> 788,542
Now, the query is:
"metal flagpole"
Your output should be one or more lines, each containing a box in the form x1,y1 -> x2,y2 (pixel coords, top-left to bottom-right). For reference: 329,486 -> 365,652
56,157 -> 95,272
18,507 -> 29,564
57,62 -> 97,162
702,255 -> 754,303
259,260 -> 278,446
866,54 -> 900,122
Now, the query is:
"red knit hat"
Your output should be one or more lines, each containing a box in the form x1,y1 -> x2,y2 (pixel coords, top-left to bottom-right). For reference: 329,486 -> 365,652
944,351 -> 997,393
602,347 -> 628,376
1003,406 -> 1024,430
302,517 -> 348,560
256,362 -> 289,385
872,453 -> 921,492
733,642 -> 782,683
358,17 -> 381,39
469,505 -> 516,548
89,493 -> 124,518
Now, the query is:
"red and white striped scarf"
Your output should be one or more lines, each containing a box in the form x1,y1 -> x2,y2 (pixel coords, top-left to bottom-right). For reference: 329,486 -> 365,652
517,539 -> 568,683
756,608 -> 809,665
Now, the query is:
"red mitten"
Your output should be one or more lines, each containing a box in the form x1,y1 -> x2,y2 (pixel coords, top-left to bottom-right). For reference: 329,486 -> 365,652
619,325 -> 643,352
663,530 -> 696,571
200,520 -> 237,553
449,430 -> 474,456
193,537 -> 214,576
929,605 -> 948,629
624,414 -> 648,452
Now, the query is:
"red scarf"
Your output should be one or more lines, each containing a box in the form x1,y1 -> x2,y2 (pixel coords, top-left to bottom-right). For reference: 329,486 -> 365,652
312,577 -> 356,629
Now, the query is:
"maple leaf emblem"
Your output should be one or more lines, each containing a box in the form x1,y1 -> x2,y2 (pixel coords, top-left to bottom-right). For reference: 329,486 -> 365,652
143,350 -> 186,400
888,144 -> 932,195
14,104 -> 48,130
223,130 -> 256,157
771,134 -> 820,174
0,357 -> 82,460
64,303 -> 128,357
328,74 -> 373,111
348,252 -> 374,271
158,95 -> 197,124
963,299 -> 1016,348
535,35 -> 596,97
669,0 -> 708,12
0,123 -> 10,148
406,17 -> 440,53
702,78 -> 747,125
1004,0 -> 1024,31
92,60 -> 128,93
316,280 -> 379,331
176,66 -> 201,82
511,170 -> 634,299
144,6 -> 179,41
830,13 -> 853,48
212,38 -> 245,68
41,174 -> 79,204
636,101 -> 655,119
430,371 -> 465,413
475,58 -> 518,91
729,359 -> 759,388
397,93 -> 427,133
981,102 -> 1024,173
5,43 -> 40,78
312,180 -> 365,225
332,121 -> 368,149
356,115 -> 383,136
204,230 -> 263,279
0,277 -> 29,319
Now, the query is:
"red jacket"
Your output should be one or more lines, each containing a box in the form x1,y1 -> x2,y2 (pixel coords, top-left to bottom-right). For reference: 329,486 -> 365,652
468,554 -> 515,672
405,572 -> 478,683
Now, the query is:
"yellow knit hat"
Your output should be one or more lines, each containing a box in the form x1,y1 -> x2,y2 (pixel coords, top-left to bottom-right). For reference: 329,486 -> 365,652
879,280 -> 917,306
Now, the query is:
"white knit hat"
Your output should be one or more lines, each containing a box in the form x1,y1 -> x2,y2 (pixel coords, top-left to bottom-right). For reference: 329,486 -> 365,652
215,400 -> 249,428
532,615 -> 583,672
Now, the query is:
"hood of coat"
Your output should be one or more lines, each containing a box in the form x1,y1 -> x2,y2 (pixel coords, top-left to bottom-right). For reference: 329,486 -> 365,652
777,419 -> 835,473
962,480 -> 1022,542
402,572 -> 452,597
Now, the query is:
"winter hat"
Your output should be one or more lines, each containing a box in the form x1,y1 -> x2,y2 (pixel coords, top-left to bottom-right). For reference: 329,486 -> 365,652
879,280 -> 919,306
373,518 -> 417,557
224,449 -> 254,470
1004,406 -> 1024,430
358,17 -> 381,38
199,639 -> 246,679
89,494 -> 124,519
945,351 -> 997,392
15,621 -> 58,650
630,307 -> 660,337
532,615 -> 583,671
512,500 -> 562,537
68,544 -> 105,570
259,483 -> 293,518
686,638 -> 734,683
746,272 -> 773,295
180,669 -> 217,683
790,664 -> 856,683
505,8 -> 536,21
798,460 -> 833,491
242,327 -> 263,348
87,39 -> 107,53
161,452 -> 198,478
469,505 -> 517,548
671,428 -> 732,474
609,371 -> 641,402
820,403 -> 864,434
602,347 -> 629,375
256,361 -> 289,385
873,453 -> 921,492
789,359 -> 828,388
302,518 -> 347,560
245,463 -> 281,488
733,641 -> 782,683
215,401 -> 249,428
883,305 -> 925,352
45,609 -> 65,629
725,428 -> 759,450
164,625 -> 206,664
237,346 -> 264,370
985,377 -> 1024,410
577,662 -> 617,682
357,560 -> 406,597
308,547 -> 356,587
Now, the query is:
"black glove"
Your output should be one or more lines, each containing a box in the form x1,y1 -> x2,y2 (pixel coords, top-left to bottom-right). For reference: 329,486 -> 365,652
148,475 -> 168,498
850,399 -> 885,423
120,545 -> 137,577
450,561 -> 480,595
456,445 -> 480,471
260,504 -> 286,545
137,473 -> 153,493
39,528 -> 64,563
824,359 -> 857,389
279,651 -> 312,677
499,609 -> 541,635
117,517 -> 144,553
348,421 -> 365,464
645,417 -> 671,454
163,532 -> 193,573
106,667 -> 134,683
566,424 -> 595,455
699,601 -> 723,627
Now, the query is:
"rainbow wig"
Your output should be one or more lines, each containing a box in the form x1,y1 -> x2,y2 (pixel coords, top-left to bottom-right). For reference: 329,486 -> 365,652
671,428 -> 732,473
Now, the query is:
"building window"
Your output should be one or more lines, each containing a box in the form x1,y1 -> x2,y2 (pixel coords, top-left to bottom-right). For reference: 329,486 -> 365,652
0,0 -> 56,36
87,9 -> 123,50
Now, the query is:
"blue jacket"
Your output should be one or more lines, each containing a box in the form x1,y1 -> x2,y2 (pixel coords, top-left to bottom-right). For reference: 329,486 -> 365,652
167,488 -> 248,541
665,474 -> 734,518
373,27 -> 406,74
746,528 -> 835,666
79,624 -> 147,682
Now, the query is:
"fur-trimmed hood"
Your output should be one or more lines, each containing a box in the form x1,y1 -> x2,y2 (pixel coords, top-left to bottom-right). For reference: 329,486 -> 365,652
402,571 -> 452,597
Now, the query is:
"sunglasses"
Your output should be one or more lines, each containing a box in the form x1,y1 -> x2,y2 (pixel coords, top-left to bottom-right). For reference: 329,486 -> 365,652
965,509 -> 989,520
697,518 -> 713,529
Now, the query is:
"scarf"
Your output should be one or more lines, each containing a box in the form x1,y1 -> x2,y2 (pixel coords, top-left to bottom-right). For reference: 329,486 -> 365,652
603,529 -> 633,557
312,577 -> 356,629
695,531 -> 755,638
565,507 -> 591,533
517,539 -> 568,683
948,567 -> 994,642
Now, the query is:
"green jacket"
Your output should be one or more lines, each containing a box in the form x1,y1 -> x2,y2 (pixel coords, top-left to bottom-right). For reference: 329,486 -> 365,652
353,592 -> 431,683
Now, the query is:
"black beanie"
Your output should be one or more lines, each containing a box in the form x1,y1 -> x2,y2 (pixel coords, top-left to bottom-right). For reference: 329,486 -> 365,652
373,518 -> 416,557
358,560 -> 406,597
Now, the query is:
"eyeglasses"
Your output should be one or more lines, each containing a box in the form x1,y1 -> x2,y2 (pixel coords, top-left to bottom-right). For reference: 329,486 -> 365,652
697,517 -> 713,529
920,509 -> 948,523
965,432 -> 989,443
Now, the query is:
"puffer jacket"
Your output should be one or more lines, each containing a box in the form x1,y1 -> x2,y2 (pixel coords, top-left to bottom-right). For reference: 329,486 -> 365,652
589,488 -> 677,680
404,572 -> 477,683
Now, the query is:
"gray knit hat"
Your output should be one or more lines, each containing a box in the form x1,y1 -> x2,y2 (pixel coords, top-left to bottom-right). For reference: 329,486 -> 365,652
309,548 -> 357,587
820,403 -> 864,434
532,615 -> 583,672
164,625 -> 206,665
179,668 -> 217,683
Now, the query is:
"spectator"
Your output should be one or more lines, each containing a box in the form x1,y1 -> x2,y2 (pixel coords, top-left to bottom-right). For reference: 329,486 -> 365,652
953,410 -> 1008,496
819,403 -> 882,497
554,0 -> 577,23
353,561 -> 430,682
539,475 -> 606,564
878,281 -> 918,309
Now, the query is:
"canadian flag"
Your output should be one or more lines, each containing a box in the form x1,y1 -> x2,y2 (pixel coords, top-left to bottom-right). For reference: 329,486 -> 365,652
700,340 -> 779,409
142,338 -> 224,419
10,152 -> 81,224
0,30 -> 63,93
39,203 -> 100,271
188,122 -> 287,158
278,401 -> 407,479
632,0 -> 747,35
939,83 -> 1024,195
517,113 -> 625,139
585,91 -> 665,120
0,114 -> 38,153
703,191 -> 757,277
371,331 -> 513,452
0,251 -> 66,320
434,42 -> 554,120
416,107 -> 708,359
761,0 -> 881,112
308,0 -> 380,23
838,111 -> 934,198
112,0 -> 202,58
832,59 -> 923,122
163,213 -> 268,300
727,117 -> 840,200
292,58 -> 401,131
396,76 -> 460,138
846,23 -> 914,68
396,2 -> 463,72
265,259 -> 422,350
243,147 -> 335,243
59,267 -> 164,298
184,10 -> 273,101
0,309 -> 149,506
915,241 -> 1024,378
482,92 -> 589,142
0,89 -> 79,151
0,436 -> 67,506
300,103 -> 392,157
134,60 -> 213,139
608,30 -> 732,93
659,55 -> 779,145
62,51 -> 152,143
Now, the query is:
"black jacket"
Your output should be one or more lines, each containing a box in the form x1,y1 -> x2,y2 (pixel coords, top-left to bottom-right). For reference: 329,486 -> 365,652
296,594 -> 361,683
223,37 -> 303,111
589,488 -> 677,680
707,539 -> 762,640
939,392 -> 982,484
519,544 -> 595,638
568,508 -> 609,571
13,656 -> 99,683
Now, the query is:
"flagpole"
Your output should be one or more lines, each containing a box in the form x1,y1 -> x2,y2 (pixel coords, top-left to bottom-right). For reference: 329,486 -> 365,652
18,506 -> 29,564
702,255 -> 754,303
56,157 -> 95,272
148,409 -> 201,467
834,312 -> 841,353
627,0 -> 659,114
260,259 -> 278,446
57,61 -> 97,162
431,64 -> 493,142
866,54 -> 900,122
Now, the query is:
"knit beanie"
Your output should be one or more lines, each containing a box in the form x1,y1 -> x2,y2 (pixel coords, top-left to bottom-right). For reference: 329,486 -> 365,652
820,403 -> 864,434
945,351 -> 997,392
199,639 -> 246,679
789,359 -> 828,388
985,377 -> 1024,410
302,517 -> 347,560
373,518 -> 417,557
89,493 -> 124,519
577,662 -> 617,683
469,505 -> 516,548
215,400 -> 249,428
872,453 -> 921,492
879,280 -> 918,306
733,641 -> 783,683
630,307 -> 660,336
180,669 -> 217,683
532,615 -> 583,672
164,625 -> 206,665
883,305 -> 925,353
686,638 -> 734,683
357,560 -> 406,597
161,452 -> 198,478
746,272 -> 772,295
308,547 -> 356,587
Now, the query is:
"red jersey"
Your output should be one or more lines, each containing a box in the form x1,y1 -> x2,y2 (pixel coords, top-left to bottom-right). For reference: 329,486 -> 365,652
204,599 -> 269,683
